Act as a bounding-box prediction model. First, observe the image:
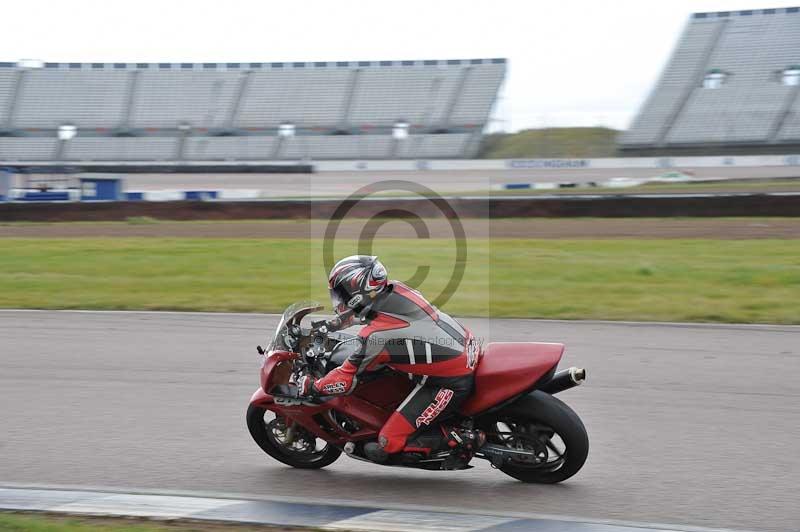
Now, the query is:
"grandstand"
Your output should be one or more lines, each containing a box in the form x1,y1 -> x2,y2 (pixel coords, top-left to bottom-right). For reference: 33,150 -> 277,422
619,7 -> 800,155
0,58 -> 505,163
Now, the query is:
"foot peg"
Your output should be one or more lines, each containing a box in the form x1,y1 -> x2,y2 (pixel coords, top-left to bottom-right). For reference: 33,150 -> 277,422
447,428 -> 486,452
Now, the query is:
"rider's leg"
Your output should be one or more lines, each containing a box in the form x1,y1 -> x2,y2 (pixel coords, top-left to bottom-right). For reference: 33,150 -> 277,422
364,380 -> 437,463
365,375 -> 474,462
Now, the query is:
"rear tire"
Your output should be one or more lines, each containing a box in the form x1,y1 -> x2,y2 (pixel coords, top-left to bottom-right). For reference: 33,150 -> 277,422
487,391 -> 588,483
246,404 -> 341,469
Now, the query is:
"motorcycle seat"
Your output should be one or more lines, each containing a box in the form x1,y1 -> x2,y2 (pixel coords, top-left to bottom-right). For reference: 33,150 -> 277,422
460,342 -> 564,416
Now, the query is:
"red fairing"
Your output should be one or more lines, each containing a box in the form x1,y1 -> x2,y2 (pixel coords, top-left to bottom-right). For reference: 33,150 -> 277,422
460,342 -> 564,416
260,350 -> 297,393
329,395 -> 391,432
250,387 -> 274,408
251,347 -> 393,446
256,393 -> 390,446
353,373 -> 414,410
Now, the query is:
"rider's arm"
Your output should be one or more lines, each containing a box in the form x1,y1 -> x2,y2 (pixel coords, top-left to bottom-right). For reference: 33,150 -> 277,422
325,313 -> 356,332
300,336 -> 363,396
302,323 -> 387,397
300,293 -> 393,397
299,309 -> 362,397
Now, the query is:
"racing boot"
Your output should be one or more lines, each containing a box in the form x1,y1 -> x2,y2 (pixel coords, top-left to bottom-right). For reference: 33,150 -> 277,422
365,431 -> 441,465
363,441 -> 389,464
399,426 -> 487,469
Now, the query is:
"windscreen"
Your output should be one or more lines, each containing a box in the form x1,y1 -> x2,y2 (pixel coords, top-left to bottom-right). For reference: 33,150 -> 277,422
267,301 -> 323,351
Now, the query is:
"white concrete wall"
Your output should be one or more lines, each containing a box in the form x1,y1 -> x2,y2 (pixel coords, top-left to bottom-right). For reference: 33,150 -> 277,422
312,155 -> 800,172
7,154 -> 800,172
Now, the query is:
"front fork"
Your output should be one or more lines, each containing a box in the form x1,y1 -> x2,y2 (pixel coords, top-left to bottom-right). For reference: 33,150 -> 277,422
284,418 -> 297,444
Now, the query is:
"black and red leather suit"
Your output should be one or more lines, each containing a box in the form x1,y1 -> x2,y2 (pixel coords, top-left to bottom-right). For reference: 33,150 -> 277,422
317,281 -> 479,454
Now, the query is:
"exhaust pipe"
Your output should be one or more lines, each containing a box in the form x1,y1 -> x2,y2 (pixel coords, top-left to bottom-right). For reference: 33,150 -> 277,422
538,367 -> 586,394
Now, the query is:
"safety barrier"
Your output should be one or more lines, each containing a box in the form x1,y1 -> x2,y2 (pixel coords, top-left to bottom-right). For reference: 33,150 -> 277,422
311,154 -> 800,172
123,190 -> 257,201
3,154 -> 800,174
2,193 -> 799,221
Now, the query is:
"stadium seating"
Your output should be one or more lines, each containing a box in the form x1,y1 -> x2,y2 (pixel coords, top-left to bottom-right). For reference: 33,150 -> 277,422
64,137 -> 179,161
238,69 -> 353,129
281,135 -> 393,160
348,65 -> 463,127
619,8 -> 800,152
184,136 -> 277,161
0,137 -> 57,160
0,59 -> 505,162
130,70 -> 240,129
396,134 -> 472,159
449,63 -> 507,127
13,68 -> 129,129
0,68 -> 19,125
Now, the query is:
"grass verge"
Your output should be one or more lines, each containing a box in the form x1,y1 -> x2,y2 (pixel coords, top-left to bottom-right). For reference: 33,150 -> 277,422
0,238 -> 798,323
478,127 -> 619,158
0,512 -> 300,531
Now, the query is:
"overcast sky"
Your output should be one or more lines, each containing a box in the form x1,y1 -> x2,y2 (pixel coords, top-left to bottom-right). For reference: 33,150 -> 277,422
1,0 -> 795,131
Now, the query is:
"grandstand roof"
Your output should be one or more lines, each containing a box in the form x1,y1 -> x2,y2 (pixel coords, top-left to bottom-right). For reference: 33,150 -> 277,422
0,58 -> 506,162
0,58 -> 506,70
619,7 -> 800,153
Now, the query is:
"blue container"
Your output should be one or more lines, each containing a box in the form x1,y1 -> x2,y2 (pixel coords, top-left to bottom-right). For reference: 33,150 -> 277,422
184,190 -> 219,200
20,191 -> 70,201
125,192 -> 144,201
80,177 -> 122,201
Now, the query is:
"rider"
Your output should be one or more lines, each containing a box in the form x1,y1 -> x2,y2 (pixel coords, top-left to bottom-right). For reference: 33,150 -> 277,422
298,255 -> 484,463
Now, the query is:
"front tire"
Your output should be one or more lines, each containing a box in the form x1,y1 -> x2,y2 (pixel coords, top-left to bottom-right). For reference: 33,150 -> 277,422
484,391 -> 588,483
246,404 -> 341,469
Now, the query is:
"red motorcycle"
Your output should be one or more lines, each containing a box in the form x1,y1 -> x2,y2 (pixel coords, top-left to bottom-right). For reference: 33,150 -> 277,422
247,302 -> 589,483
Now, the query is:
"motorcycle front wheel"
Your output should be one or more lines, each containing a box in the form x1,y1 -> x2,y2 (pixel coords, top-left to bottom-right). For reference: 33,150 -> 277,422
483,390 -> 588,483
246,404 -> 341,469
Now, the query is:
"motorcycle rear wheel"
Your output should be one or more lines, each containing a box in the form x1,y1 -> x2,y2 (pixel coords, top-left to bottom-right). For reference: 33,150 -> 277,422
487,391 -> 588,483
246,405 -> 341,469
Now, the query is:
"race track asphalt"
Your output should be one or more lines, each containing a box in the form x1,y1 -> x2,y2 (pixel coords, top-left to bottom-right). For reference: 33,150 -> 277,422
1,311 -> 798,531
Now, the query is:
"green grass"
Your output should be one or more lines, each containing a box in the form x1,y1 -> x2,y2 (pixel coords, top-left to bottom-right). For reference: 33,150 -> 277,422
0,238 -> 798,323
0,513 -> 169,532
124,216 -> 161,225
478,127 -> 619,159
0,512 -> 295,531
